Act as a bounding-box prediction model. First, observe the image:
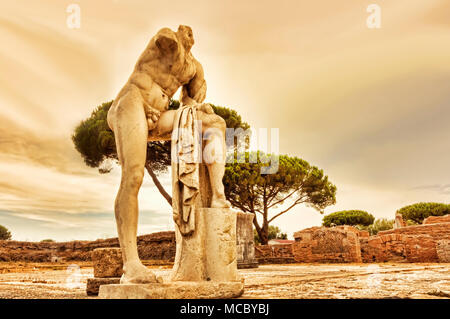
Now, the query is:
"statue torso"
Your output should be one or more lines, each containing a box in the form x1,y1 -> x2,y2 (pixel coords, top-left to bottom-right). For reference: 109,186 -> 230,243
128,32 -> 197,111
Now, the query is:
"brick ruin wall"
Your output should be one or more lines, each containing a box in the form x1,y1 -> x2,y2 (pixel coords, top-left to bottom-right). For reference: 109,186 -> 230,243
0,232 -> 175,262
254,215 -> 450,264
1,216 -> 449,264
360,217 -> 450,263
292,226 -> 363,263
254,244 -> 295,264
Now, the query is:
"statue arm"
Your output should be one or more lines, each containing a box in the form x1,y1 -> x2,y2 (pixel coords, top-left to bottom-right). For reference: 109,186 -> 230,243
180,58 -> 207,106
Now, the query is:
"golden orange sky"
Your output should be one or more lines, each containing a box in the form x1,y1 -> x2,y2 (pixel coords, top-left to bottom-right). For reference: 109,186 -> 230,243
0,0 -> 449,241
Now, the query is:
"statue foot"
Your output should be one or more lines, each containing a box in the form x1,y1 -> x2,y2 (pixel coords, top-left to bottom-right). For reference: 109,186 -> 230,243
211,196 -> 231,208
120,261 -> 158,284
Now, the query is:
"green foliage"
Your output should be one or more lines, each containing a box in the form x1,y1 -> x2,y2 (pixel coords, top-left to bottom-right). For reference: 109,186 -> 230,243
72,101 -> 116,168
40,239 -> 55,243
72,100 -> 250,175
254,225 -> 287,245
0,225 -> 12,240
224,151 -> 337,214
396,202 -> 450,224
323,210 -> 375,227
211,104 -> 250,132
358,218 -> 394,235
224,151 -> 336,244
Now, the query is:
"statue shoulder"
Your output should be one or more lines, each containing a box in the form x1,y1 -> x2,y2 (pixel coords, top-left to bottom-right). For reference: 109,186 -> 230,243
154,28 -> 179,53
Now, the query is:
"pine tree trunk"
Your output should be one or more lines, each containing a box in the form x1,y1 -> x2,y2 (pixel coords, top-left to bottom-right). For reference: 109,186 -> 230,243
145,163 -> 172,206
253,215 -> 269,245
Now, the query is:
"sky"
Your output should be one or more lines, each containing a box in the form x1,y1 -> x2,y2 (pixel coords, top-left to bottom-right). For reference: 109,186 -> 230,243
0,0 -> 449,241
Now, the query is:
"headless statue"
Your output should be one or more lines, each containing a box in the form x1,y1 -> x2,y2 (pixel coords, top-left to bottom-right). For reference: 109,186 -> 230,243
107,25 -> 230,284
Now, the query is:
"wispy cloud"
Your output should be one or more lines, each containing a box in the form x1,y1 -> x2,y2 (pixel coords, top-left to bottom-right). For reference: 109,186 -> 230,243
411,184 -> 450,195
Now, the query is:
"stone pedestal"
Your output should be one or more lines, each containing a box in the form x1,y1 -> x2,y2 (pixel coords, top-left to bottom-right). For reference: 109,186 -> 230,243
99,281 -> 243,299
236,212 -> 258,269
171,208 -> 241,282
86,248 -> 123,296
99,208 -> 244,299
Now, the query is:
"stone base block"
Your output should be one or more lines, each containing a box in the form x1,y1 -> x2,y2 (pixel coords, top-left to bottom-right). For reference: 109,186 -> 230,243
92,248 -> 123,278
236,211 -> 259,269
98,281 -> 244,299
237,261 -> 259,269
86,277 -> 121,296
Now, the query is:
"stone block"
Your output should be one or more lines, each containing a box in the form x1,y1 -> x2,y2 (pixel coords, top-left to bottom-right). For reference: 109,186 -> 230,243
86,277 -> 121,296
436,240 -> 450,263
292,226 -> 362,263
236,211 -> 258,269
423,215 -> 450,225
99,281 -> 244,299
171,208 -> 241,283
92,248 -> 123,278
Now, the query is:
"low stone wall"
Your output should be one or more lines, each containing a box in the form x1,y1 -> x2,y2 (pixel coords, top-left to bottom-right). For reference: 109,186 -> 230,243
236,212 -> 258,268
254,244 -> 295,264
292,226 -> 362,263
423,214 -> 450,225
361,220 -> 450,263
2,215 -> 449,264
436,240 -> 450,263
0,232 -> 175,262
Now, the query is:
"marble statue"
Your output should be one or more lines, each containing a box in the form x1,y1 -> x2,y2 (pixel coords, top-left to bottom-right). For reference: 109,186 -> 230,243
105,25 -> 238,292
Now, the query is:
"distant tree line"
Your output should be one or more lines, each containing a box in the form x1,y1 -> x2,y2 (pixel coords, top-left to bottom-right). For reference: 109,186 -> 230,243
322,202 -> 450,235
0,225 -> 11,240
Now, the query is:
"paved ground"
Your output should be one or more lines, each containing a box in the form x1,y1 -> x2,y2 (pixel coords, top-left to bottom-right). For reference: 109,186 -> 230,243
0,262 -> 449,299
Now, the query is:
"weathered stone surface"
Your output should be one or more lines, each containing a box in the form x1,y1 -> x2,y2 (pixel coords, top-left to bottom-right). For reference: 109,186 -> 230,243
361,234 -> 407,263
436,240 -> 450,263
255,244 -> 294,264
394,213 -> 406,229
236,212 -> 258,269
86,277 -> 120,296
0,231 -> 175,262
423,214 -> 450,225
98,281 -> 244,299
361,219 -> 450,263
171,208 -> 241,283
292,226 -> 362,263
358,230 -> 370,238
92,248 -> 123,278
3,263 -> 449,299
257,257 -> 296,264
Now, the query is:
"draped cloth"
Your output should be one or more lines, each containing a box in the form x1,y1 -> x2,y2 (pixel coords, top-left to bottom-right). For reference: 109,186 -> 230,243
171,105 -> 201,236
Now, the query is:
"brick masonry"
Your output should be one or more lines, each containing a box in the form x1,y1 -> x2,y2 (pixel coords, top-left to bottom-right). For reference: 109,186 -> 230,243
2,215 -> 449,264
362,217 -> 450,263
255,215 -> 450,264
0,232 -> 175,262
254,244 -> 295,264
292,226 -> 362,263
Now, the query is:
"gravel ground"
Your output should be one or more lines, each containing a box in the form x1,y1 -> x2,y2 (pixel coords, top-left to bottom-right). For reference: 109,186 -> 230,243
0,262 -> 449,299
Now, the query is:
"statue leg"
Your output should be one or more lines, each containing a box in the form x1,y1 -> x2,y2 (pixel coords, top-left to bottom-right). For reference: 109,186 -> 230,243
198,112 -> 231,208
107,85 -> 158,284
150,109 -> 231,208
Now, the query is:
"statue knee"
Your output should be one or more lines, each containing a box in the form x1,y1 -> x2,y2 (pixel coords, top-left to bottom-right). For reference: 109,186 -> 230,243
121,166 -> 144,191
